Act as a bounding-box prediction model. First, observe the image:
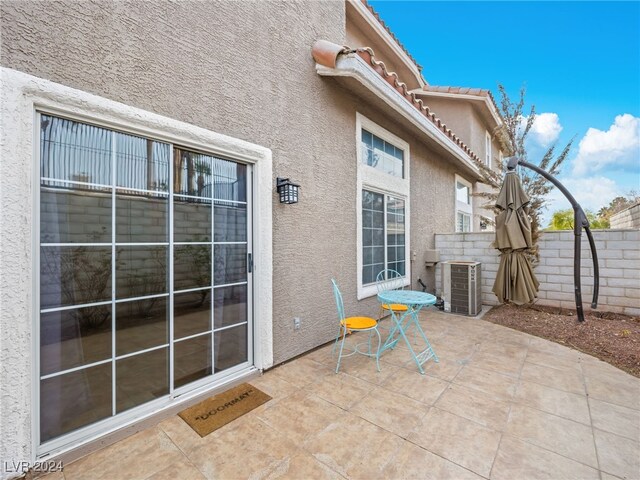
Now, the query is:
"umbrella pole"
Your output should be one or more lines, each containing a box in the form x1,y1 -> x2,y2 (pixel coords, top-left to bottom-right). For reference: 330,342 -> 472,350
573,218 -> 585,322
584,226 -> 600,309
507,158 -> 599,322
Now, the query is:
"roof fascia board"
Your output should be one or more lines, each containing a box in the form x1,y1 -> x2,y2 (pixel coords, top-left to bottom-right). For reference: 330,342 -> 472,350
347,0 -> 425,88
412,90 -> 503,128
316,54 -> 480,178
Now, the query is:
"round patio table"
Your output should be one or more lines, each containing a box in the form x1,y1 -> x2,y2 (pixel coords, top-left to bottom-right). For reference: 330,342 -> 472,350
377,290 -> 439,374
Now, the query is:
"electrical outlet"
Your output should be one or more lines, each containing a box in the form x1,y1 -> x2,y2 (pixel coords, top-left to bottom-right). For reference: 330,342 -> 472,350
294,317 -> 301,330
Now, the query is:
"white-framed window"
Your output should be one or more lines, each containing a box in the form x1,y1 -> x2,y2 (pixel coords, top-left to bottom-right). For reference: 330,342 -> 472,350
455,174 -> 472,233
361,128 -> 404,178
485,131 -> 492,168
356,113 -> 410,299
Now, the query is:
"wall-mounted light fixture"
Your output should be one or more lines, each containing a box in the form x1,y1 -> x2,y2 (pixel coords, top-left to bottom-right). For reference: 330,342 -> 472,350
276,177 -> 300,204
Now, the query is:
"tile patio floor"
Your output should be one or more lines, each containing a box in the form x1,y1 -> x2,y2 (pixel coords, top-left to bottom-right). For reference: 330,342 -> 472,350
44,309 -> 639,480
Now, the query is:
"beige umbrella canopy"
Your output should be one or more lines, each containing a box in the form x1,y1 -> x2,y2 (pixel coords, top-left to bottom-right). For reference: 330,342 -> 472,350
492,172 -> 539,305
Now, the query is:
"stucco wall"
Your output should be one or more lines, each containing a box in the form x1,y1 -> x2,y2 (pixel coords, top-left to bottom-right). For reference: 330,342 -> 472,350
345,2 -> 422,90
1,0 -> 349,365
421,98 -> 473,152
418,97 -> 502,232
435,230 -> 640,316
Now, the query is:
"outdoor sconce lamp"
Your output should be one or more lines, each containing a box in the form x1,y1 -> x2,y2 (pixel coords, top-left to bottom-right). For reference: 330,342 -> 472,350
276,177 -> 300,204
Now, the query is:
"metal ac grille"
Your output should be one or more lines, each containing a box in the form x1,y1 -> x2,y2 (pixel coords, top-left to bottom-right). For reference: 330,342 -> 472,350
450,264 -> 470,314
448,263 -> 482,316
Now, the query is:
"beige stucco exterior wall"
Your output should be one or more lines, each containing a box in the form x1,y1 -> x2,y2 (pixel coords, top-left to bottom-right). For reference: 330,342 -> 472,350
420,97 -> 503,231
345,2 -> 422,90
1,0 -> 350,369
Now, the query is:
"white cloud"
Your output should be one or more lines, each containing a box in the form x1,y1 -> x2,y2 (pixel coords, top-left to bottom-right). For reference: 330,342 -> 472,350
520,113 -> 563,148
572,114 -> 640,176
544,176 -> 620,225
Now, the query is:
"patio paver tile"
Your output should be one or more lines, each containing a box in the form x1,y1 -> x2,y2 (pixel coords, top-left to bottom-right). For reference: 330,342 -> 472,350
468,350 -> 524,377
249,373 -> 299,401
428,340 -> 478,363
491,435 -> 600,480
303,344 -> 338,367
589,397 -> 640,441
336,353 -> 399,385
265,451 -> 345,479
453,365 -> 518,402
600,474 -> 624,480
349,385 -> 429,438
381,440 -> 483,480
380,367 -> 449,406
594,429 -> 640,479
63,427 -> 189,480
505,404 -> 598,468
304,372 -> 374,410
143,458 -> 206,480
435,383 -> 512,431
483,324 -> 533,345
255,391 -> 346,444
269,357 -> 334,388
303,413 -> 405,479
475,341 -> 529,360
408,407 -> 502,478
520,361 -> 586,395
513,379 -> 591,425
185,415 -> 300,480
528,337 -> 582,358
525,348 -> 583,372
584,372 -> 640,410
419,357 -> 465,381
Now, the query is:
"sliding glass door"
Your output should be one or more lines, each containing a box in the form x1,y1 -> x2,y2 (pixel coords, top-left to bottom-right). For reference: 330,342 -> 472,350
38,113 -> 252,446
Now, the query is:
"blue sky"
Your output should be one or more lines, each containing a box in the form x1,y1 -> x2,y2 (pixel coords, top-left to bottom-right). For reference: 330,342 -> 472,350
369,1 -> 640,223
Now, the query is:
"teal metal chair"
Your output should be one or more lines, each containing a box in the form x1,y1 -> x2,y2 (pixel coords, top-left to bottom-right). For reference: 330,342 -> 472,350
375,269 -> 408,320
331,279 -> 381,373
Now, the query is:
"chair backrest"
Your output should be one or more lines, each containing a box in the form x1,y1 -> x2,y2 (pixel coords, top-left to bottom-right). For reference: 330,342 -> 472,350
331,279 -> 345,321
375,269 -> 405,294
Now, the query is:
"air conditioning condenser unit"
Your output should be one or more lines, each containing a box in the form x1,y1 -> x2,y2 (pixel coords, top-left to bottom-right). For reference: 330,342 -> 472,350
441,261 -> 482,316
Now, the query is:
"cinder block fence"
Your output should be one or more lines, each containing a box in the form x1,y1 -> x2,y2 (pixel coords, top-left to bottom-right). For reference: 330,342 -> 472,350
434,230 -> 640,316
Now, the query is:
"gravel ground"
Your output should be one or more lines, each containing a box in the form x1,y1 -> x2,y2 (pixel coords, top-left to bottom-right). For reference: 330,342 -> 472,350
482,303 -> 640,377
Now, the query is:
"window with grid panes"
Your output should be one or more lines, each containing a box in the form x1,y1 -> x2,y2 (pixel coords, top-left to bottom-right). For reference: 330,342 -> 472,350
361,190 -> 405,285
361,129 -> 404,178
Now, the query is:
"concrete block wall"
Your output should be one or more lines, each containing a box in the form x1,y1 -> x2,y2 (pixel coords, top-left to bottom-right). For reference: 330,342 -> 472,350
610,203 -> 640,230
435,229 -> 640,316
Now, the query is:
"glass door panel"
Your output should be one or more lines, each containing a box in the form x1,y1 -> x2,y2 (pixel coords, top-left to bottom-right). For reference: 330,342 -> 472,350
39,114 -> 252,447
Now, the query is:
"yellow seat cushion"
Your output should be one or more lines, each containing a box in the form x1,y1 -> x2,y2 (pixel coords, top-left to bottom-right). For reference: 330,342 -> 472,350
341,316 -> 377,330
381,303 -> 408,312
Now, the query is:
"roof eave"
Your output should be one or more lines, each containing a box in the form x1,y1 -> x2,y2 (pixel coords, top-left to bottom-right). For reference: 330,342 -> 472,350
316,53 -> 483,180
411,89 -> 515,156
348,0 -> 426,88
411,89 -> 502,128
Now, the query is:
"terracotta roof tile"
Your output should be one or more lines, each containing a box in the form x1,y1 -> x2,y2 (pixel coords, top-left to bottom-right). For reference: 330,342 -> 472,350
352,47 -> 482,165
361,0 -> 423,73
423,85 -> 500,116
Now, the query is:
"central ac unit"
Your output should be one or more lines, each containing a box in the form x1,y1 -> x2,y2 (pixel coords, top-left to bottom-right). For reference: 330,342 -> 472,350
441,261 -> 482,316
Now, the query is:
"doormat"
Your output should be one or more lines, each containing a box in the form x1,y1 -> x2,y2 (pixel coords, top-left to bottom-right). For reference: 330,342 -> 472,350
178,383 -> 271,437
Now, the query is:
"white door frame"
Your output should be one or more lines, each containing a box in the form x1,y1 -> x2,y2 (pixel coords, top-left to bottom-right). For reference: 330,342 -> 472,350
0,67 -> 273,465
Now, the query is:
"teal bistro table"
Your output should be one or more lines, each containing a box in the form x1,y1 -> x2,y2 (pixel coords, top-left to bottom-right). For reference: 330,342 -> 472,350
377,290 -> 439,374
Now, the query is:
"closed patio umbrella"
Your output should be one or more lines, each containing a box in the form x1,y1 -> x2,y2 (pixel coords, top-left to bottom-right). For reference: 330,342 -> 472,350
492,171 -> 539,305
